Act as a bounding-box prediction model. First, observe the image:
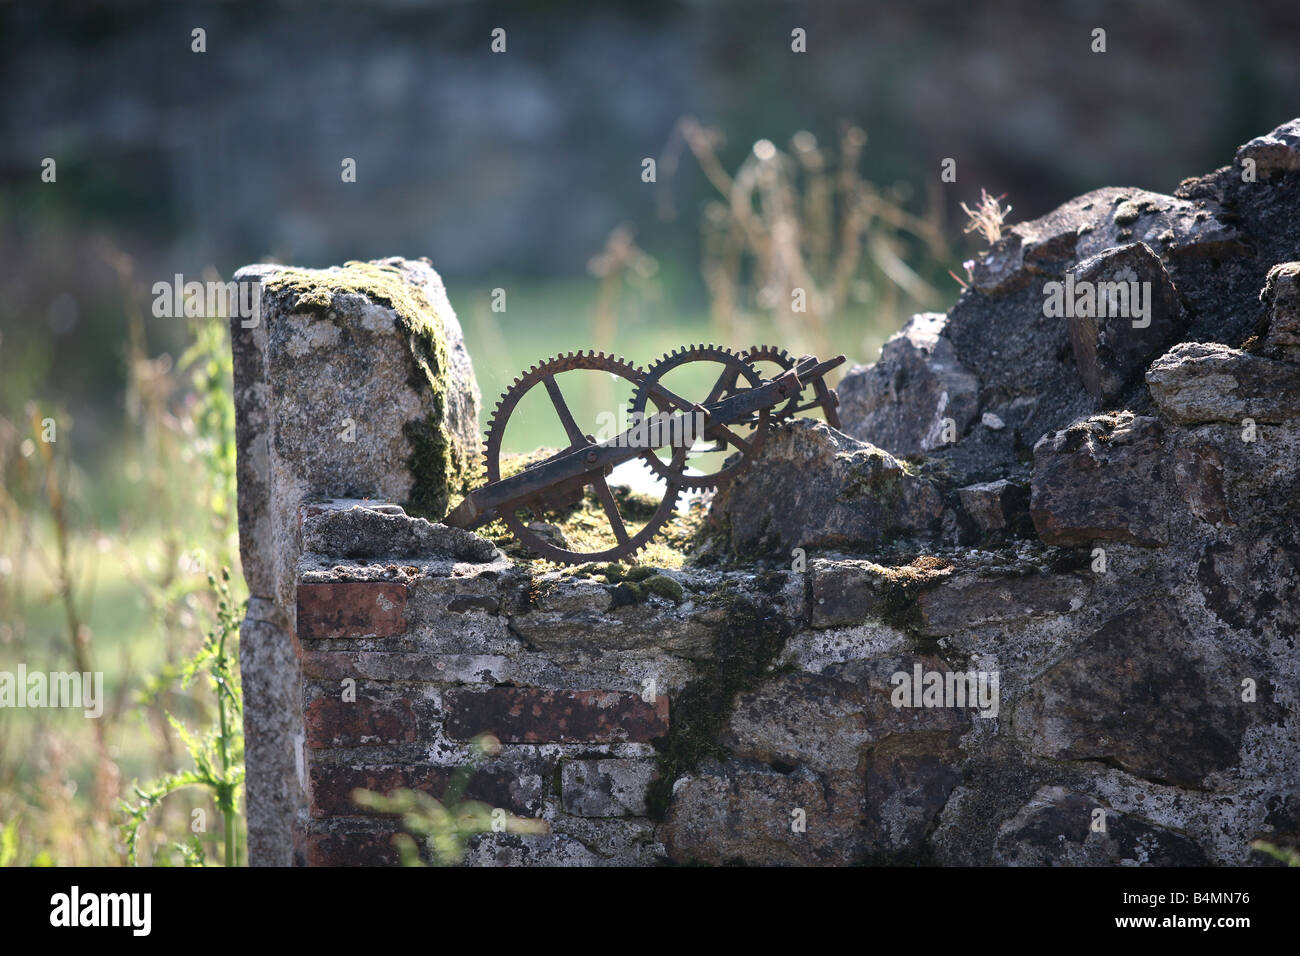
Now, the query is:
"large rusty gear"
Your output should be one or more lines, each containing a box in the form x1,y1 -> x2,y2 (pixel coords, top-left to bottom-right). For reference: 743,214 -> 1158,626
482,350 -> 686,564
629,344 -> 769,491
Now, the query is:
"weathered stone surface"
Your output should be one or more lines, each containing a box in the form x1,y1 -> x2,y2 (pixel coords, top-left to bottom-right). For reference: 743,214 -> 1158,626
1147,342 -> 1300,423
807,557 -> 949,629
301,505 -> 498,563
1065,242 -> 1185,403
1261,261 -> 1300,349
917,569 -> 1089,636
723,657 -> 967,761
1236,118 -> 1300,179
837,312 -> 980,456
443,688 -> 669,743
1196,529 -> 1300,633
1030,413 -> 1171,547
546,816 -> 663,866
930,178 -> 1255,492
720,672 -> 873,773
957,478 -> 1029,532
1012,605 -> 1271,789
560,759 -> 657,817
233,257 -> 480,612
707,419 -> 944,557
232,256 -> 481,864
462,833 -> 604,867
779,619 -> 909,671
972,187 -> 1240,296
993,787 -> 1209,866
808,560 -> 895,628
238,605 -> 298,867
506,574 -> 717,659
663,765 -> 868,866
863,737 -> 962,855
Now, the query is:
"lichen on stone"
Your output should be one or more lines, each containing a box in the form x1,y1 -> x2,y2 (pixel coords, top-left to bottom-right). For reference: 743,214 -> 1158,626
263,259 -> 475,517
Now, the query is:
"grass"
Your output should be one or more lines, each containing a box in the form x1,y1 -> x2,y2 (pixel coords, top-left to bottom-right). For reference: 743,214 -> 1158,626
1,525 -> 236,865
1,312 -> 244,866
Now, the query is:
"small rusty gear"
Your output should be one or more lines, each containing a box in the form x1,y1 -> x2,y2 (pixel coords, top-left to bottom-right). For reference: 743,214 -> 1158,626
483,350 -> 685,564
744,343 -> 842,429
740,345 -> 799,420
629,344 -> 769,491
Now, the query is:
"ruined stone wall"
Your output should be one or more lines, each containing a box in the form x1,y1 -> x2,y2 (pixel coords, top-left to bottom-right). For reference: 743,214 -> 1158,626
230,258 -> 480,865
234,121 -> 1300,866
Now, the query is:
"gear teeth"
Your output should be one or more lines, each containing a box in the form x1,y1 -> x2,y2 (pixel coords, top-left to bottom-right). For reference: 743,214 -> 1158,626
627,343 -> 768,493
478,348 -> 650,519
741,344 -> 800,420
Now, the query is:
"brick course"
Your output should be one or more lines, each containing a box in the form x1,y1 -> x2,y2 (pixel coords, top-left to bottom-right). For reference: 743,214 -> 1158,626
443,687 -> 670,743
297,581 -> 408,640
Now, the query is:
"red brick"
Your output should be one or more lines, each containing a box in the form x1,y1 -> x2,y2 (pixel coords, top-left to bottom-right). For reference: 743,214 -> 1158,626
444,688 -> 669,743
307,763 -> 451,817
293,824 -> 403,867
297,581 -> 407,640
306,760 -> 546,818
304,696 -> 417,748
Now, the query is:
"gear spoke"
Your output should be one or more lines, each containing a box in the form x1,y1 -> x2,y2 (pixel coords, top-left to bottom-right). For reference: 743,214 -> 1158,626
702,368 -> 735,406
710,422 -> 753,456
629,344 -> 769,492
543,374 -> 586,447
643,380 -> 698,414
591,474 -> 630,545
482,350 -> 685,564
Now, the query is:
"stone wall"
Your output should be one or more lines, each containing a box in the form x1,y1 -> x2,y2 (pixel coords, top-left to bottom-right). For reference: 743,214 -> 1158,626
230,257 -> 479,865
234,120 -> 1300,866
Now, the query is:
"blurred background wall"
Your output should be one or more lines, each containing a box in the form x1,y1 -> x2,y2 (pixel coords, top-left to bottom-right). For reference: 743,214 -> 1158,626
2,0 -> 1298,485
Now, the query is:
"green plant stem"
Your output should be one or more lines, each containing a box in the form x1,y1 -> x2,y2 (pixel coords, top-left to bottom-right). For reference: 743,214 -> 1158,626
216,589 -> 234,867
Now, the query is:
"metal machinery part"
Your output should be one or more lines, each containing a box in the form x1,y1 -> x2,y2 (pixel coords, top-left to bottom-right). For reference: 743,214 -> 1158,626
630,344 -> 769,491
442,345 -> 845,563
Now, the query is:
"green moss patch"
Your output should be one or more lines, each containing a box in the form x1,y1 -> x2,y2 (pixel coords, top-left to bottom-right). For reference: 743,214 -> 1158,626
475,458 -> 709,573
645,577 -> 793,821
865,554 -> 956,634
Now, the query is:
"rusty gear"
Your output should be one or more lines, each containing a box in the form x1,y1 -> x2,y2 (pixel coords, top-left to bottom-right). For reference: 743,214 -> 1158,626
744,344 -> 842,429
446,346 -> 846,563
483,350 -> 685,564
740,345 -> 799,420
628,344 -> 769,491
